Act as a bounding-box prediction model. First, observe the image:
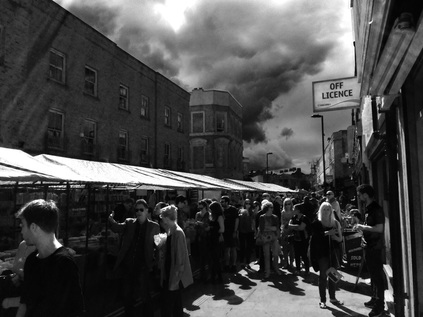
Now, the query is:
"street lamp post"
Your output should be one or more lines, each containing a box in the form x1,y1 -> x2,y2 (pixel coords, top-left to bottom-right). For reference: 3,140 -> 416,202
311,114 -> 326,185
266,152 -> 273,182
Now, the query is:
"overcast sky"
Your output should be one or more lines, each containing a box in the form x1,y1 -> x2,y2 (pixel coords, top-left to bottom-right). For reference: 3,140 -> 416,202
55,0 -> 355,173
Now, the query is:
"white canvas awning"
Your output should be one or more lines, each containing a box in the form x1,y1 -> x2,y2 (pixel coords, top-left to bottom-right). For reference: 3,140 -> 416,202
224,179 -> 295,193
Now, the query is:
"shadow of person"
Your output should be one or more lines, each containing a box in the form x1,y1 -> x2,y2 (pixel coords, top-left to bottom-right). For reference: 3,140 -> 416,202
268,273 -> 305,296
326,304 -> 368,317
229,273 -> 257,290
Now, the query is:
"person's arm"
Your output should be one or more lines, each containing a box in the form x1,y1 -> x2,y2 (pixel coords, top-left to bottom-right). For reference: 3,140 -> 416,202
108,211 -> 126,233
355,223 -> 383,233
16,303 -> 26,317
218,215 -> 225,242
233,217 -> 239,237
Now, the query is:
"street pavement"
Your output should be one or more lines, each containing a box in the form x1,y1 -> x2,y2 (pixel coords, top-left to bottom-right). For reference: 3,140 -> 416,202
177,262 -> 393,317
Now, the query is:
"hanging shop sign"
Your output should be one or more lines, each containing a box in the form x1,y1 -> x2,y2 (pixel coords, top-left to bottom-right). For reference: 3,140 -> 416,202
312,77 -> 361,112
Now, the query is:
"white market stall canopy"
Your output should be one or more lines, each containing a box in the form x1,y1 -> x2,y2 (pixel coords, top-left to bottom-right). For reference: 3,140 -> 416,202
156,170 -> 255,192
224,179 -> 295,193
35,154 -> 202,189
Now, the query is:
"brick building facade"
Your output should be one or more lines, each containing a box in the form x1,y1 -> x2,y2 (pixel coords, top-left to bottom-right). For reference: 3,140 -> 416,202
189,88 -> 243,179
0,0 -> 190,170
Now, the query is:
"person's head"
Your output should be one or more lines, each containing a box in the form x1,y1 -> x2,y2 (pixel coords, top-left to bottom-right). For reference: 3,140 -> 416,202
317,202 -> 335,227
274,195 -> 282,204
134,199 -> 149,224
198,200 -> 209,211
154,202 -> 168,217
293,203 -> 303,215
283,198 -> 293,211
123,198 -> 134,210
209,201 -> 223,219
252,201 -> 260,210
160,205 -> 178,229
262,201 -> 274,214
262,193 -> 270,201
16,199 -> 59,245
220,195 -> 230,209
326,191 -> 335,200
244,199 -> 252,209
350,209 -> 362,224
357,184 -> 375,202
175,195 -> 187,207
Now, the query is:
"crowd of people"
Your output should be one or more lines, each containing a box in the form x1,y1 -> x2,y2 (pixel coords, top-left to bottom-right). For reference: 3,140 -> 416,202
0,184 -> 386,317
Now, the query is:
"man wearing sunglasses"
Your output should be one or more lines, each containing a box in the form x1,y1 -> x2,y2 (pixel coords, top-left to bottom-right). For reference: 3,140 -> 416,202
109,199 -> 160,317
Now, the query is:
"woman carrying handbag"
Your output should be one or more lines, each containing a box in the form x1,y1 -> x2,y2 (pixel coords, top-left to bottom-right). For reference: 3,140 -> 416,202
309,202 -> 343,309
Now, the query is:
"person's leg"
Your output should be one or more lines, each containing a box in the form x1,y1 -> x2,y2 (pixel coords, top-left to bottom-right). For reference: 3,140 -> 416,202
318,257 -> 330,303
293,241 -> 301,272
245,232 -> 255,265
366,249 -> 385,310
301,240 -> 310,273
238,232 -> 246,264
263,243 -> 271,277
139,270 -> 153,317
271,240 -> 280,273
122,272 -> 136,317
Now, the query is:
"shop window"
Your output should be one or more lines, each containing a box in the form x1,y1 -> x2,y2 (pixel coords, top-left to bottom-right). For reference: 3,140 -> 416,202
177,113 -> 183,132
118,130 -> 129,160
164,106 -> 171,127
82,120 -> 96,154
140,137 -> 149,164
216,112 -> 226,132
192,146 -> 205,169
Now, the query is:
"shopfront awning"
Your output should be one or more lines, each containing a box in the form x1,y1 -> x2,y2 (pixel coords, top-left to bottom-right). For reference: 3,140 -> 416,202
224,179 -> 295,193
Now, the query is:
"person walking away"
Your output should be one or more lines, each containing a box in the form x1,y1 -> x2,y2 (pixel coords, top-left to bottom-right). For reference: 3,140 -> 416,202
289,204 -> 311,275
309,202 -> 343,309
220,196 -> 239,273
280,198 -> 295,270
158,205 -> 193,317
258,202 -> 281,278
15,199 -> 84,317
194,200 -> 211,282
108,199 -> 160,317
354,184 -> 386,317
208,202 -> 225,282
238,199 -> 255,269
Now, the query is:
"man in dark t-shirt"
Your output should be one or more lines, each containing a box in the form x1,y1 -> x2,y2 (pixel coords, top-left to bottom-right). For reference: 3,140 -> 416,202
16,199 -> 84,317
355,184 -> 385,316
221,196 -> 239,272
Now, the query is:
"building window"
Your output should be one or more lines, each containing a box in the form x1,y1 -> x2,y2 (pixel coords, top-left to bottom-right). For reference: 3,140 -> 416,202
140,137 -> 149,164
82,120 -> 96,154
164,106 -> 171,127
0,25 -> 4,66
118,130 -> 128,160
192,146 -> 205,169
164,143 -> 171,167
49,49 -> 66,83
177,147 -> 184,170
47,110 -> 64,149
216,112 -> 226,132
84,66 -> 97,96
119,84 -> 129,110
192,112 -> 204,133
177,113 -> 183,132
141,95 -> 149,118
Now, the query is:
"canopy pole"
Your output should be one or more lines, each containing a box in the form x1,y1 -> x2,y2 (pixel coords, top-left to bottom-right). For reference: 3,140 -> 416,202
64,182 -> 70,246
13,182 -> 19,248
105,184 -> 110,254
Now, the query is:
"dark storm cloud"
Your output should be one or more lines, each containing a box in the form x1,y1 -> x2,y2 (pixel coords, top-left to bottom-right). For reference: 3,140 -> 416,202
56,0 -> 347,147
64,1 -> 120,37
281,128 -> 294,140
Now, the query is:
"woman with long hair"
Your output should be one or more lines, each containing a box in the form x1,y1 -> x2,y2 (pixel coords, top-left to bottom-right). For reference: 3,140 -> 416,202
309,202 -> 343,309
280,198 -> 295,269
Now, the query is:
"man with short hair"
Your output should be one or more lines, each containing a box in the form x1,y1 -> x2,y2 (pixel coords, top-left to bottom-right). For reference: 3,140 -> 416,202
220,196 -> 239,272
355,184 -> 386,317
175,195 -> 188,229
16,199 -> 84,317
109,199 -> 160,317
